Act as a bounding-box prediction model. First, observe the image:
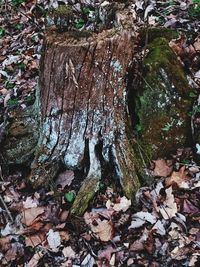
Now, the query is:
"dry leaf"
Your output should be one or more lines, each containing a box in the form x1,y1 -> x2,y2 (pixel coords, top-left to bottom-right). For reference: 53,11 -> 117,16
55,170 -> 74,188
81,254 -> 95,266
21,207 -> 45,226
165,166 -> 190,188
106,196 -> 131,212
130,239 -> 144,252
23,196 -> 38,209
130,228 -> 149,252
193,38 -> 200,52
25,233 -> 45,247
153,159 -> 173,177
62,246 -> 76,259
4,242 -> 24,263
91,219 -> 114,242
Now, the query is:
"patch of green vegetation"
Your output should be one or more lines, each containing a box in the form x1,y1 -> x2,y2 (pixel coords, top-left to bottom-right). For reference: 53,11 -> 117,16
5,81 -> 15,89
64,191 -> 76,203
7,98 -> 19,106
25,94 -> 35,105
11,0 -> 25,7
0,27 -> 5,37
189,91 -> 197,98
189,0 -> 200,18
14,23 -> 23,31
193,105 -> 200,113
17,62 -> 25,71
75,18 -> 85,29
181,159 -> 191,165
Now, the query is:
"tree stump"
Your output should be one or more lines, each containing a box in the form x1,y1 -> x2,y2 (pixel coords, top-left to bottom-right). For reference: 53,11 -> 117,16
30,29 -> 140,215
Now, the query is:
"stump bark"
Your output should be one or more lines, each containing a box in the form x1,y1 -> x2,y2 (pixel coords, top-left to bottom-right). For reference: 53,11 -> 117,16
30,29 -> 140,215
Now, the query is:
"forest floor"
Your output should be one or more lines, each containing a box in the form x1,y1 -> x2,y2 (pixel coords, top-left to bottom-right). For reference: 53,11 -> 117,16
0,1 -> 200,266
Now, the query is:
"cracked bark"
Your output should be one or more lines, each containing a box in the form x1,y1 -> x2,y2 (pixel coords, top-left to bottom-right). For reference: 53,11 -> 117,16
30,29 -> 140,215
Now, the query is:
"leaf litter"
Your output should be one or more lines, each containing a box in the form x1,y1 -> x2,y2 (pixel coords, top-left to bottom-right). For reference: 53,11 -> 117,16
0,0 -> 200,266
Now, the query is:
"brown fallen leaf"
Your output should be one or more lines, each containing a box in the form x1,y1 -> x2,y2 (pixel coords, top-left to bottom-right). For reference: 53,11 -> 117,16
169,36 -> 195,58
106,196 -> 131,212
130,239 -> 144,252
91,219 -> 114,242
25,233 -> 45,247
152,159 -> 173,177
165,166 -> 190,188
130,228 -> 149,252
59,230 -> 70,242
0,236 -> 12,252
193,37 -> 200,52
21,207 -> 45,226
4,242 -> 24,264
55,170 -> 75,188
62,246 -> 76,259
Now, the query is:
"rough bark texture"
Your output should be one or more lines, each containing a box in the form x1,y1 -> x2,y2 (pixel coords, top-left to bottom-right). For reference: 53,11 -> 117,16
1,102 -> 39,166
29,29 -> 140,215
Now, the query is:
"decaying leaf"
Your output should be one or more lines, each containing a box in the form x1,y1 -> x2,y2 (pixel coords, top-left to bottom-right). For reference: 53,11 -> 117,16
23,196 -> 38,209
106,196 -> 131,212
165,166 -> 190,188
62,246 -> 76,259
55,170 -> 74,188
21,207 -> 45,226
152,159 -> 173,177
25,233 -> 45,247
91,219 -> 114,242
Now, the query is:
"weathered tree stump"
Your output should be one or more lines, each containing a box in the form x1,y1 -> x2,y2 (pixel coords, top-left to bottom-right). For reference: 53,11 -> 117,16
29,29 -> 140,215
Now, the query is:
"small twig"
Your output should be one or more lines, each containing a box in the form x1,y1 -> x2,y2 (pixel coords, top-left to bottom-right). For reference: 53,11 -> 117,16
0,166 -> 4,181
0,193 -> 14,222
82,238 -> 98,258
